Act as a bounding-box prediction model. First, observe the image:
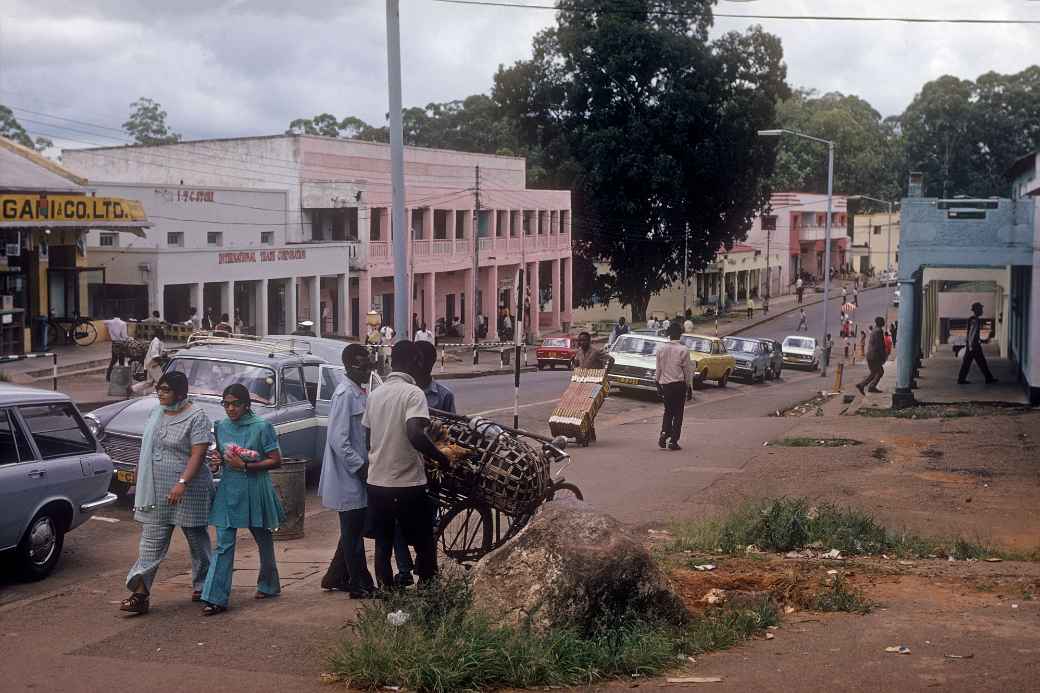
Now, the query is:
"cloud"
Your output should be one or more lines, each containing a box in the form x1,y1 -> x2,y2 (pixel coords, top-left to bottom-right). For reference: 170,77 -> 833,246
1,0 -> 1036,151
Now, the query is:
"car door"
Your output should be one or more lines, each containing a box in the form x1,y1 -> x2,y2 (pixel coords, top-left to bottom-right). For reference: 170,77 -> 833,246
314,364 -> 346,459
276,364 -> 319,463
0,407 -> 38,550
15,403 -> 99,530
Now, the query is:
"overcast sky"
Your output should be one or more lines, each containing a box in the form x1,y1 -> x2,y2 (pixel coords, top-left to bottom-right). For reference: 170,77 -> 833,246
2,0 -> 1038,151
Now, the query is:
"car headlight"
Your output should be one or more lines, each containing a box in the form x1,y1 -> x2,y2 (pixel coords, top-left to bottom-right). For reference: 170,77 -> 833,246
84,413 -> 103,439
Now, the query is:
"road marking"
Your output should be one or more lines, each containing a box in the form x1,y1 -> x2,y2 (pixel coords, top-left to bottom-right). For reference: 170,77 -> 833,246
473,398 -> 560,416
89,515 -> 120,523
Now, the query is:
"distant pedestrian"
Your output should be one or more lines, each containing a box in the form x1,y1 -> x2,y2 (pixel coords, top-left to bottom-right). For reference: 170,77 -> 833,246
655,322 -> 692,451
415,323 -> 434,344
841,286 -> 848,301
856,317 -> 887,395
957,302 -> 998,385
683,317 -> 694,333
660,317 -> 671,334
200,384 -> 285,615
215,313 -> 232,332
746,296 -> 754,320
853,286 -> 859,306
890,320 -> 898,348
609,316 -> 630,346
647,316 -> 658,331
843,335 -> 850,360
797,308 -> 808,332
105,315 -> 129,381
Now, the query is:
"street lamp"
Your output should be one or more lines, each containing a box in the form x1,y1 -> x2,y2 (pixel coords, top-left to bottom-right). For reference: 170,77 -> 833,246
758,128 -> 835,375
847,195 -> 897,275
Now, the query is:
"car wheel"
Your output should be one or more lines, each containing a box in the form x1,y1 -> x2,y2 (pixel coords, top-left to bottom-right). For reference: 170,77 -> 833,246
717,370 -> 729,388
17,509 -> 65,580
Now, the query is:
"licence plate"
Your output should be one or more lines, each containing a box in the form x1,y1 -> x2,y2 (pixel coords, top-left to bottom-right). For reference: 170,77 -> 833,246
613,376 -> 640,385
116,470 -> 135,484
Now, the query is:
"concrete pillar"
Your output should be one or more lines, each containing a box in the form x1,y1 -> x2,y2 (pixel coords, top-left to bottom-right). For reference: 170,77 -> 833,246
464,268 -> 475,345
258,279 -> 269,337
527,260 -> 541,341
359,274 -> 372,330
423,272 -> 436,333
562,256 -> 573,328
550,258 -> 561,330
225,281 -> 235,328
192,282 -> 204,326
154,281 -> 165,320
485,264 -> 499,342
312,275 -> 322,337
286,276 -> 297,332
337,273 -> 349,338
893,275 -> 918,408
424,206 -> 434,241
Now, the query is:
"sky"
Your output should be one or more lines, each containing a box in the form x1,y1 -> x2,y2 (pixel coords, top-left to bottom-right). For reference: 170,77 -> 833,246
1,0 -> 1038,151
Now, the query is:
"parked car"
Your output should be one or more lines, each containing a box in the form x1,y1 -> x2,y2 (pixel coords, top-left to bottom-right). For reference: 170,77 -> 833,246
679,334 -> 735,387
0,385 -> 117,580
630,328 -> 667,337
536,336 -> 576,370
605,333 -> 670,394
85,336 -> 344,499
781,335 -> 819,370
722,336 -> 770,383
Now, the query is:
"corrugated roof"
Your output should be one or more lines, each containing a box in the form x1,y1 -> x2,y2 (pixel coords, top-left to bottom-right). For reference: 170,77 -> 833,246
0,137 -> 87,193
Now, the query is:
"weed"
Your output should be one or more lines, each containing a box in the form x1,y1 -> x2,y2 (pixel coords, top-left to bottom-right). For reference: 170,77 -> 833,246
810,575 -> 874,614
859,403 -> 1031,419
772,437 -> 862,448
871,446 -> 889,461
329,573 -> 775,692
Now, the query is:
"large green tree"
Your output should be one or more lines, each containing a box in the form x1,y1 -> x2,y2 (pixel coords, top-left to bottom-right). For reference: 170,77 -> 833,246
901,67 -> 1040,198
123,97 -> 181,145
495,0 -> 789,319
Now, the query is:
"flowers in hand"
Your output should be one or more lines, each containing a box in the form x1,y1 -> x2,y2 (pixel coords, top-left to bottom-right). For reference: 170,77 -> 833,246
224,443 -> 260,461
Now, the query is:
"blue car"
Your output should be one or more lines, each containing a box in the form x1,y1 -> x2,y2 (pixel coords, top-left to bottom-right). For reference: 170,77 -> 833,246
0,385 -> 117,580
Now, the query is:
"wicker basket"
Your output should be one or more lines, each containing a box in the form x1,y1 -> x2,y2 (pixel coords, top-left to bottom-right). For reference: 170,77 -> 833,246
426,417 -> 550,515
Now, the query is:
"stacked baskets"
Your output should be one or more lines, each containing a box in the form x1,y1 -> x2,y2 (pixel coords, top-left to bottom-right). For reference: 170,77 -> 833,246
548,367 -> 608,442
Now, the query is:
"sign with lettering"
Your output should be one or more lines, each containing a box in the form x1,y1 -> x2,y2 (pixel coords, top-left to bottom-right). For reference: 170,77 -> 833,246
176,190 -> 215,202
0,194 -> 149,225
218,248 -> 307,265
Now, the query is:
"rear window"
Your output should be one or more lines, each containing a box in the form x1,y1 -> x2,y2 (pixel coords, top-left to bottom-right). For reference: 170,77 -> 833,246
784,338 -> 815,350
18,403 -> 94,459
612,336 -> 661,356
680,336 -> 712,353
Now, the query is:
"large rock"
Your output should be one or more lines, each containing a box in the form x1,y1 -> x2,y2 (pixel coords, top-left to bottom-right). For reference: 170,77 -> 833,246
470,501 -> 688,633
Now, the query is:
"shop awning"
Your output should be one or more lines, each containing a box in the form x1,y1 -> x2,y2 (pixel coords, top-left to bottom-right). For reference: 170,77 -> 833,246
0,193 -> 150,237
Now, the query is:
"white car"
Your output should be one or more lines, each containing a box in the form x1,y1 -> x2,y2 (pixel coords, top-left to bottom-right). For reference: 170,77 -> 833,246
781,335 -> 819,370
605,334 -> 670,394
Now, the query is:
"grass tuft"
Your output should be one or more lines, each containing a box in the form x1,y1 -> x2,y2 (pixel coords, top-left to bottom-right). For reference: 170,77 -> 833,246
810,574 -> 874,614
329,571 -> 775,692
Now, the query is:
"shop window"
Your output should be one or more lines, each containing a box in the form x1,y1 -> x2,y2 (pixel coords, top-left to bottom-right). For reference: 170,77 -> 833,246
761,215 -> 777,231
167,232 -> 184,247
99,232 -> 119,247
873,225 -> 882,236
207,232 -> 223,247
261,231 -> 274,245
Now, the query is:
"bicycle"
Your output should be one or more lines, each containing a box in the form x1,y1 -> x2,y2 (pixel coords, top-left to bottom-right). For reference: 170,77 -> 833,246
46,315 -> 98,347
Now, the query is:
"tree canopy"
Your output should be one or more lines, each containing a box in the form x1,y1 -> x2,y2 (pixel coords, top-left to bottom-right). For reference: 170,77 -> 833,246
123,98 -> 181,145
0,104 -> 54,152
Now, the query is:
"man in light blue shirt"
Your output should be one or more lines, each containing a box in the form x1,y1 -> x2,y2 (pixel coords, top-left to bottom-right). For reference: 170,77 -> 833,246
318,344 -> 375,596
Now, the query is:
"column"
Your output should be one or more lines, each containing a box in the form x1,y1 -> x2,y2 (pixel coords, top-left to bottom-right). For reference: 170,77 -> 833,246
286,276 -> 297,332
257,279 -> 269,337
423,272 -> 436,333
464,267 -> 475,345
337,273 -> 349,338
550,258 -> 562,331
527,260 -> 541,341
154,282 -> 165,320
485,264 -> 499,342
192,283 -> 204,324
312,275 -> 322,338
358,273 -> 372,335
224,281 -> 235,328
893,275 -> 917,408
562,256 -> 573,328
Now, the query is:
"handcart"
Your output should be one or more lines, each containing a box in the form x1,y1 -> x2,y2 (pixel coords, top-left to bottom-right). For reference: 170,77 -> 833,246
548,367 -> 608,446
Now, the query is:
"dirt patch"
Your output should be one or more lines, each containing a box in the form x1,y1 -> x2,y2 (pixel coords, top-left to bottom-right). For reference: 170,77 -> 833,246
771,392 -> 834,417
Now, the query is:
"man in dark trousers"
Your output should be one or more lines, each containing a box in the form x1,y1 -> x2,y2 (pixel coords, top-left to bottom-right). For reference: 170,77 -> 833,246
856,316 -> 887,395
363,341 -> 450,590
655,322 -> 693,451
958,302 -> 998,385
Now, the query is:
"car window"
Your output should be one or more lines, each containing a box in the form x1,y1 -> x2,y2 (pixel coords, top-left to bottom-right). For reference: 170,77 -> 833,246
0,408 -> 34,464
784,338 -> 815,350
282,366 -> 308,404
611,336 -> 661,356
679,336 -> 712,352
166,358 -> 276,405
542,338 -> 569,347
18,403 -> 94,460
302,364 -> 319,403
319,366 -> 347,400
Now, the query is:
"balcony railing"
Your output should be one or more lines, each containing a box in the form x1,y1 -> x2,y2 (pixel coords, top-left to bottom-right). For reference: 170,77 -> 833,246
797,225 -> 849,242
365,232 -> 572,266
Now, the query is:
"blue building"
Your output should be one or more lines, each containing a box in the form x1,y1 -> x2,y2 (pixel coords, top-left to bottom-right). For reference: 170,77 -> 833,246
894,153 -> 1039,407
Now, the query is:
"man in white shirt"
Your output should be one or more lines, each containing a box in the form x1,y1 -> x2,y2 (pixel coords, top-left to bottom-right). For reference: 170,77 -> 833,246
380,324 -> 394,344
363,341 -> 449,589
415,323 -> 435,344
647,317 -> 657,331
655,322 -> 692,451
105,316 -> 129,382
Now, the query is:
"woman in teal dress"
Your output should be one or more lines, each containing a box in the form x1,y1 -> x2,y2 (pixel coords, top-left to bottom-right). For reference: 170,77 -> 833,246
200,383 -> 285,615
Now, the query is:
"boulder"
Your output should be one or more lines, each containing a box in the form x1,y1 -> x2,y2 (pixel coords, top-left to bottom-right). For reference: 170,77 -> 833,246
470,501 -> 688,633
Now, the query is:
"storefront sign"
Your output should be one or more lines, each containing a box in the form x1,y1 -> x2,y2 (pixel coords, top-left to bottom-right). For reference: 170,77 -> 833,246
176,190 -> 215,203
218,248 -> 307,265
0,194 -> 149,224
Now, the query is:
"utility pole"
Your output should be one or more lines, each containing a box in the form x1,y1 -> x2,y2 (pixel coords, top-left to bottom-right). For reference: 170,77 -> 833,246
386,0 -> 408,341
886,200 -> 893,272
473,165 -> 481,349
682,223 -> 689,317
765,225 -> 771,310
820,141 -> 834,377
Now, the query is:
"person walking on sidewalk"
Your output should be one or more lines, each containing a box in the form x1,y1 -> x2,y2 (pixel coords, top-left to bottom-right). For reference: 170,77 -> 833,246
319,344 -> 377,597
957,302 -> 998,385
655,322 -> 692,452
797,308 -> 808,332
796,277 -> 804,304
746,296 -> 754,320
105,315 -> 129,381
364,341 -> 450,590
856,317 -> 888,395
200,384 -> 285,615
120,371 -> 213,616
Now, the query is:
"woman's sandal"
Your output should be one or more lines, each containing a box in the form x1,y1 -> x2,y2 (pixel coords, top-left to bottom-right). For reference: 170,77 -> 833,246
201,602 -> 228,616
119,593 -> 150,615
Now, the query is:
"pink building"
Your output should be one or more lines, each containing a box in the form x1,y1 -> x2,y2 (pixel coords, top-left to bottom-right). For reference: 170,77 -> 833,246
748,191 -> 849,286
64,135 -> 572,343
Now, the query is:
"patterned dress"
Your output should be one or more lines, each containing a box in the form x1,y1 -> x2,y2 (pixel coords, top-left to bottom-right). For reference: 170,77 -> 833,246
134,405 -> 214,527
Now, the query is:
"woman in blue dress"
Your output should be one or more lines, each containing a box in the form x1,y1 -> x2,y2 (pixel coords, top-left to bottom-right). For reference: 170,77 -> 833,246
200,383 -> 285,615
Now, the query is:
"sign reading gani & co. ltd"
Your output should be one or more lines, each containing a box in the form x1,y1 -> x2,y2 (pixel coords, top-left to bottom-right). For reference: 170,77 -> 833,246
1,194 -> 149,225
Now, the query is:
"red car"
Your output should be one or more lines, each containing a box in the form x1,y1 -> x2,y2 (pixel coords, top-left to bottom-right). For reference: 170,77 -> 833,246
536,336 -> 576,370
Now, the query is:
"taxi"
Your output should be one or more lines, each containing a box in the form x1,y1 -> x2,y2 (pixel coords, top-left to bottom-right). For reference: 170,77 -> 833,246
536,336 -> 576,370
679,334 -> 735,387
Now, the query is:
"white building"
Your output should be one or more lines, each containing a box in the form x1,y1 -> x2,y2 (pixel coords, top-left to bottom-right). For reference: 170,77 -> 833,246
65,135 -> 573,342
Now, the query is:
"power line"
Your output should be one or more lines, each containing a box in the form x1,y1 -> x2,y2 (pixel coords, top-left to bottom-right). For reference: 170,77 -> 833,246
431,0 -> 1040,24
